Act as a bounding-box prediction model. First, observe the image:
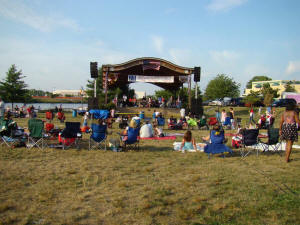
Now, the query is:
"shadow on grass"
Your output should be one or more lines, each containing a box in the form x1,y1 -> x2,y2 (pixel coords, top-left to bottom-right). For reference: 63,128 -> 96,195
141,145 -> 173,152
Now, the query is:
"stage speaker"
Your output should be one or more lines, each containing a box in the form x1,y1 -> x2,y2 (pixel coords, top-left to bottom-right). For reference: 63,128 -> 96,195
90,62 -> 98,78
88,97 -> 99,110
191,98 -> 203,117
194,67 -> 201,82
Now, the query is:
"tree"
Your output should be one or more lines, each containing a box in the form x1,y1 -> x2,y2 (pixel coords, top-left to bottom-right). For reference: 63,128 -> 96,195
204,74 -> 240,100
243,90 -> 261,106
86,68 -> 103,98
246,76 -> 272,89
0,64 -> 29,108
261,83 -> 279,106
284,81 -> 296,92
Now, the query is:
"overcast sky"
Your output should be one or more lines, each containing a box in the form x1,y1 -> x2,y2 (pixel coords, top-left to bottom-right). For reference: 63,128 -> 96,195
0,0 -> 299,95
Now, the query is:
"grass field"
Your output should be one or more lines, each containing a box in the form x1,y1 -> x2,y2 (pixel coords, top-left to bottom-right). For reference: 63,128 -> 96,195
0,106 -> 299,225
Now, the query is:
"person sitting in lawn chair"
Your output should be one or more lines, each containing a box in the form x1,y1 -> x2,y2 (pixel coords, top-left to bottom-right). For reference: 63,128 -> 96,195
57,108 -> 65,123
202,124 -> 232,157
168,116 -> 177,129
198,115 -> 209,130
187,115 -> 198,129
120,120 -> 140,151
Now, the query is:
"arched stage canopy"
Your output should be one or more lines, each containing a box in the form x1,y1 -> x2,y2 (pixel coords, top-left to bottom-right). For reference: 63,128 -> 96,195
102,57 -> 194,90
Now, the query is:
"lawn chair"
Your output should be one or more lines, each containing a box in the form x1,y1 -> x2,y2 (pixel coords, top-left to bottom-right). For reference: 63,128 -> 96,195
120,127 -> 140,151
0,118 -> 19,148
157,117 -> 165,127
240,129 -> 260,158
59,122 -> 82,149
89,123 -> 107,150
27,118 -> 45,150
260,128 -> 283,154
168,117 -> 177,129
45,111 -> 54,121
204,130 -> 232,158
198,117 -> 209,130
187,118 -> 197,130
208,117 -> 218,127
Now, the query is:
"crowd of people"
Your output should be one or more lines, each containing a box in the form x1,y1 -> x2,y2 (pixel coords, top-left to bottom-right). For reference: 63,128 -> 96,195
1,95 -> 299,162
116,95 -> 182,108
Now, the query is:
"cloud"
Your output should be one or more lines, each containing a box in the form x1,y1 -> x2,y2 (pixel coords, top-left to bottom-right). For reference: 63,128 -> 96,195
286,61 -> 300,74
168,48 -> 193,66
0,37 -> 134,91
151,35 -> 164,54
209,50 -> 240,65
0,0 -> 79,32
206,0 -> 248,12
164,8 -> 177,15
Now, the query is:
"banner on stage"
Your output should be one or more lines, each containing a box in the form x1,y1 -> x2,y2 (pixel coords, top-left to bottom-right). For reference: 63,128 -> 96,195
128,75 -> 174,83
179,76 -> 189,83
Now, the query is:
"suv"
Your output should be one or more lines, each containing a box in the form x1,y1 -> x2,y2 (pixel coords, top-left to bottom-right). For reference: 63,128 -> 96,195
272,98 -> 297,107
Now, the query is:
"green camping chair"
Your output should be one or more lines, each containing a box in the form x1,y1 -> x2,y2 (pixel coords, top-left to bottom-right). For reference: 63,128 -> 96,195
27,118 -> 45,150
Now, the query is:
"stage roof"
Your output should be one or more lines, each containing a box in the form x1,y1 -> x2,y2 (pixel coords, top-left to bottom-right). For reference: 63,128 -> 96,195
102,57 -> 194,90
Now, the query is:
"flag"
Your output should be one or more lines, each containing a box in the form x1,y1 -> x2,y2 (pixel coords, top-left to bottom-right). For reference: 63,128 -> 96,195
143,60 -> 160,71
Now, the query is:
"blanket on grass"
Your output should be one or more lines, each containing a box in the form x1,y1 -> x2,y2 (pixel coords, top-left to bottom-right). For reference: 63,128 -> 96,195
173,142 -> 204,152
139,136 -> 176,140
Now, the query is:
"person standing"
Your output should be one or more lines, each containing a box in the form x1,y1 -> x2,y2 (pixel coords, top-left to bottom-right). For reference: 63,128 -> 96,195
0,98 -> 5,118
215,109 -> 221,123
180,107 -> 185,118
221,109 -> 226,124
229,108 -> 235,129
279,103 -> 300,163
249,107 -> 255,124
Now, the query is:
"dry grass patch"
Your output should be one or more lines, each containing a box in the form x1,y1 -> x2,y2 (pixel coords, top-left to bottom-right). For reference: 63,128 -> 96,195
0,107 -> 300,224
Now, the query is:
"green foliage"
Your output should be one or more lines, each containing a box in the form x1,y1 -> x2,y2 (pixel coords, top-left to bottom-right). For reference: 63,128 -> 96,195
284,81 -> 296,92
246,76 -> 272,89
154,86 -> 202,108
28,89 -> 51,96
86,67 -> 134,104
154,90 -> 173,100
243,90 -> 261,106
204,74 -> 240,100
86,68 -> 103,98
0,64 -> 30,106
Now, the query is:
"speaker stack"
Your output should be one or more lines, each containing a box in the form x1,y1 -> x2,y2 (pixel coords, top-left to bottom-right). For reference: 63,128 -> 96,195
90,62 -> 98,78
194,67 -> 201,82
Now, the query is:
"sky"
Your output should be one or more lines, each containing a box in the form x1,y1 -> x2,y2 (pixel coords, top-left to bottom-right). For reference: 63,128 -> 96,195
0,0 -> 300,95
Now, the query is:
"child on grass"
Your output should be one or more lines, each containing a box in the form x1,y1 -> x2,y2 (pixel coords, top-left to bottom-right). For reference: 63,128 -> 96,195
180,130 -> 197,153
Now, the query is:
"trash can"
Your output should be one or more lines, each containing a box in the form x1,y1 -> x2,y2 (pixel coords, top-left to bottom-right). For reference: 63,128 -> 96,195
72,109 -> 77,117
139,111 -> 145,119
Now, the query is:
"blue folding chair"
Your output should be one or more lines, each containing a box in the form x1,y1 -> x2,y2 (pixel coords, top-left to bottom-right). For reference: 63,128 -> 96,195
121,127 -> 140,151
89,123 -> 107,150
204,130 -> 232,158
157,117 -> 165,127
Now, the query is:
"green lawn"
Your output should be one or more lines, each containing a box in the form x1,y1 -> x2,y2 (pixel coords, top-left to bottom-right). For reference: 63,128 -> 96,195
0,106 -> 299,225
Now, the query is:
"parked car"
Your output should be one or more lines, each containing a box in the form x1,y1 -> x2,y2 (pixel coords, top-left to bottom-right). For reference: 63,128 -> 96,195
208,99 -> 223,106
272,98 -> 297,107
202,100 -> 211,106
222,97 -> 232,106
